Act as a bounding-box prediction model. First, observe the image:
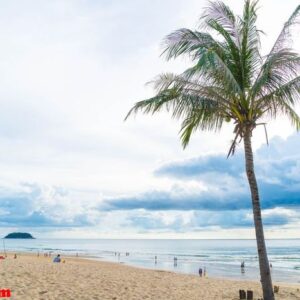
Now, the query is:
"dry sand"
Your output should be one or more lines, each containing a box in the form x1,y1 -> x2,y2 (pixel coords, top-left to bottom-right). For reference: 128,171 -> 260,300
0,253 -> 299,300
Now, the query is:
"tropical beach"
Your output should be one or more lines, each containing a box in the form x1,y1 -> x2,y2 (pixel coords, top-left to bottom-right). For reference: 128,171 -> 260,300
1,238 -> 300,299
0,0 -> 299,299
0,252 -> 299,300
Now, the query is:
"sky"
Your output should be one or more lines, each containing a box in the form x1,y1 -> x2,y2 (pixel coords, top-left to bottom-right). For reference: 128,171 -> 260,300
0,0 -> 299,239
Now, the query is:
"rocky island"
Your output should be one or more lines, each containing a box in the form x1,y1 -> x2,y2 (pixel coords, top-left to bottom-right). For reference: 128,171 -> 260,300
4,232 -> 35,239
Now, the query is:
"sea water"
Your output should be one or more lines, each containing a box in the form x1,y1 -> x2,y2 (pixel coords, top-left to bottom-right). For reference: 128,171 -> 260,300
2,239 -> 300,283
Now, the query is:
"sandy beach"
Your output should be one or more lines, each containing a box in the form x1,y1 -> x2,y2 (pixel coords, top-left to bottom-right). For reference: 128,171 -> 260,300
0,253 -> 299,300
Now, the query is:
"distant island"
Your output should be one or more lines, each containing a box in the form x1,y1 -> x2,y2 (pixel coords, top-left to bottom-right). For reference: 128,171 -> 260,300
4,232 -> 35,239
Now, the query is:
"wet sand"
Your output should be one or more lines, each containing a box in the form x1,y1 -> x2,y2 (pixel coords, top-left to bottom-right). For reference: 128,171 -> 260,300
0,253 -> 299,299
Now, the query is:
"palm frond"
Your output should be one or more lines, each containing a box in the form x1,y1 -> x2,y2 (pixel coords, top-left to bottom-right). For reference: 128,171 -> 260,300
200,0 -> 239,42
182,48 -> 243,96
152,72 -> 239,115
179,104 -> 224,148
126,72 -> 231,122
255,76 -> 300,125
201,14 -> 241,86
252,50 -> 300,100
270,5 -> 300,54
162,29 -> 215,60
239,0 -> 261,89
124,88 -> 180,120
280,102 -> 300,130
251,5 -> 300,101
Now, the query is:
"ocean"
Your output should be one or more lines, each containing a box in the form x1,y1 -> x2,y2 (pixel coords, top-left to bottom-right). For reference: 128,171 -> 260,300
2,239 -> 300,283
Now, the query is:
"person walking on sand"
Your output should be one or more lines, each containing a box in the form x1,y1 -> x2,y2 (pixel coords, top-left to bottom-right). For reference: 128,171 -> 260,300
199,267 -> 203,277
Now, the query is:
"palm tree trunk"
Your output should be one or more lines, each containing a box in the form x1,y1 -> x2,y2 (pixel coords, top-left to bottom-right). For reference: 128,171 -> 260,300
243,126 -> 274,300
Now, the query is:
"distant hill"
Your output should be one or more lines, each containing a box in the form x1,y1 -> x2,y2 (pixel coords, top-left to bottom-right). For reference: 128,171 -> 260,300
4,232 -> 35,239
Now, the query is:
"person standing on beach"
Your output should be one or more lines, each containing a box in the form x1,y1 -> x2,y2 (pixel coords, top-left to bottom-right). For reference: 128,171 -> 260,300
198,268 -> 203,277
241,261 -> 245,274
174,257 -> 177,267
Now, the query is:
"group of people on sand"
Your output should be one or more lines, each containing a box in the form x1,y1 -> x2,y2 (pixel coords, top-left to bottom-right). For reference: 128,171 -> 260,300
0,252 -> 67,263
37,251 -> 52,257
36,251 -> 66,263
198,267 -> 206,277
37,252 -> 64,263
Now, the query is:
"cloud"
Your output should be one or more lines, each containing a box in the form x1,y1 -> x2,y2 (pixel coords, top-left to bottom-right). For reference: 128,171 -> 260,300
1,134 -> 299,235
101,188 -> 250,211
101,134 -> 300,231
155,153 -> 245,178
124,208 -> 295,232
0,183 -> 100,228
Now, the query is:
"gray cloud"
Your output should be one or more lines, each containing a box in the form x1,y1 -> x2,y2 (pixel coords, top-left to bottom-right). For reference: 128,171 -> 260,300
102,134 -> 300,230
0,183 -> 97,228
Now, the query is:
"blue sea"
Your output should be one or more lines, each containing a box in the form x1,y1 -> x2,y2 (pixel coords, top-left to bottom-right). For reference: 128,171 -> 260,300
2,239 -> 300,283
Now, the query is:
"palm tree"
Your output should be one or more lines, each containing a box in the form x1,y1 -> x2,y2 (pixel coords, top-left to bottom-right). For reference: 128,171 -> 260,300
126,1 -> 300,299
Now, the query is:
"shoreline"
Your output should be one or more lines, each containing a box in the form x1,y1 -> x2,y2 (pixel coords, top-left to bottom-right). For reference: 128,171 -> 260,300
1,252 -> 299,299
6,249 -> 300,285
3,238 -> 299,284
7,250 -> 300,286
80,254 -> 297,286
